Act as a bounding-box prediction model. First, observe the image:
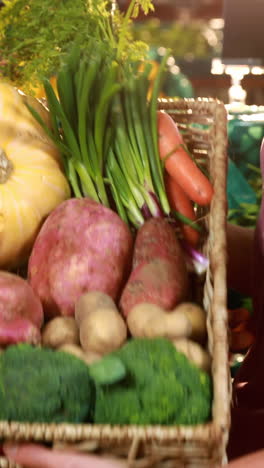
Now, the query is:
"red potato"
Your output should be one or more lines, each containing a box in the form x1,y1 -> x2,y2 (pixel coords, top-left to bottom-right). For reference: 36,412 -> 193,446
0,317 -> 41,346
132,217 -> 187,269
0,271 -> 43,328
28,198 -> 133,318
119,257 -> 188,317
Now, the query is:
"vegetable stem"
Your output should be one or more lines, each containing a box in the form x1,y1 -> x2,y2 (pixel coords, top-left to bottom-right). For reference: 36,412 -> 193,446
172,210 -> 202,233
149,50 -> 171,215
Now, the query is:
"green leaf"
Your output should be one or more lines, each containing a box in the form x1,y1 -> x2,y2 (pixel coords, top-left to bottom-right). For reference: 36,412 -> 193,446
89,356 -> 127,386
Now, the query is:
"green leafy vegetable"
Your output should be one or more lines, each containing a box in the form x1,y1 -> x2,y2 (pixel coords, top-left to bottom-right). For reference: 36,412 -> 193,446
94,337 -> 212,425
89,355 -> 127,386
0,0 -> 152,91
0,344 -> 94,423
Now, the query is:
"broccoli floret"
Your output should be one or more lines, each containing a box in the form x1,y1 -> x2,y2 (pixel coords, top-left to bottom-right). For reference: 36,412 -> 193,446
0,344 -> 95,423
94,338 -> 212,426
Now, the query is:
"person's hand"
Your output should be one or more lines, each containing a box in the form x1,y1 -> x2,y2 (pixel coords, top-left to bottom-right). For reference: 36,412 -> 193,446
3,442 -> 126,468
4,442 -> 264,468
225,449 -> 264,467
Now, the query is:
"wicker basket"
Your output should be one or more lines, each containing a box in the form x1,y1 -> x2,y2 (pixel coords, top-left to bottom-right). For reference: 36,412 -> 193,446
0,97 -> 230,468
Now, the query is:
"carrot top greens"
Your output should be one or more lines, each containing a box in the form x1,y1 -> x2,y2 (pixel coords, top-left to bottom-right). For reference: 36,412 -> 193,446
0,0 -> 152,90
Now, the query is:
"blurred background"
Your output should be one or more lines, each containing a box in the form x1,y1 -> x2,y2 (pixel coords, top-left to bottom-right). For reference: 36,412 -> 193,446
117,0 -> 264,106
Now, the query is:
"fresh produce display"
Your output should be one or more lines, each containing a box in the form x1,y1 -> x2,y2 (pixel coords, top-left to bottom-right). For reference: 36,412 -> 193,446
28,198 -> 133,318
157,110 -> 214,207
127,302 -> 207,343
94,337 -> 212,426
75,291 -> 117,326
0,317 -> 41,348
58,344 -> 102,365
120,257 -> 187,317
120,217 -> 188,316
29,46 -> 171,227
0,0 -> 217,431
79,305 -> 127,355
172,338 -> 211,372
0,343 -> 94,423
88,353 -> 128,386
0,339 -> 212,426
0,271 -> 43,346
132,217 -> 189,268
41,316 -> 79,349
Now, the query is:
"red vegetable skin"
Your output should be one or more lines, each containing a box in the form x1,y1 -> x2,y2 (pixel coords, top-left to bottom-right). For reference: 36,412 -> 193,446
132,217 -> 187,269
165,172 -> 199,246
120,257 -> 188,317
28,198 -> 133,318
0,317 -> 41,346
157,110 -> 214,206
120,217 -> 189,317
0,271 -> 43,328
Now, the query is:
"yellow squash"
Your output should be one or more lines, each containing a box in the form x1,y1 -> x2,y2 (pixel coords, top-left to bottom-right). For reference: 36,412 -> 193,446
0,82 -> 71,269
0,82 -> 53,143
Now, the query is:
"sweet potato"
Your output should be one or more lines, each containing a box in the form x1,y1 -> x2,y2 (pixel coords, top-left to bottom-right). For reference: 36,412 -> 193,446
120,217 -> 188,317
133,217 -> 185,269
0,271 -> 43,330
28,198 -> 133,318
120,257 -> 188,317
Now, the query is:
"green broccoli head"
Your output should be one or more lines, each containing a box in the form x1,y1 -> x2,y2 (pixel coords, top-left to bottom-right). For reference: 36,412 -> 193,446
94,338 -> 212,426
0,344 -> 95,424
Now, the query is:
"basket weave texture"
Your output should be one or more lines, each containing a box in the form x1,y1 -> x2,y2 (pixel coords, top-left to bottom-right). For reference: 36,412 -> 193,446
0,98 -> 230,468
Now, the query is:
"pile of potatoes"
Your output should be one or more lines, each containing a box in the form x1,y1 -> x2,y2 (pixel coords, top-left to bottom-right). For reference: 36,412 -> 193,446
41,291 -> 211,372
42,291 -> 127,364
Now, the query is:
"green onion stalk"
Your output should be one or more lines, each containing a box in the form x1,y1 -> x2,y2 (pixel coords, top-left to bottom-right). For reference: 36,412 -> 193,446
26,0 -> 203,234
106,52 -> 172,227
27,42 -> 120,207
28,42 -> 172,228
25,0 -> 174,228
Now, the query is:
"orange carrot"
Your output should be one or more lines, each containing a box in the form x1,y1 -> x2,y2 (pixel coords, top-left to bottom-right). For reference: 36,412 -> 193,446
157,111 -> 214,206
165,172 -> 200,246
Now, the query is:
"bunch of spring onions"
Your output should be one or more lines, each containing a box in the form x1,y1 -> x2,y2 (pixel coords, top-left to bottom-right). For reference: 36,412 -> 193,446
28,38 -> 171,228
